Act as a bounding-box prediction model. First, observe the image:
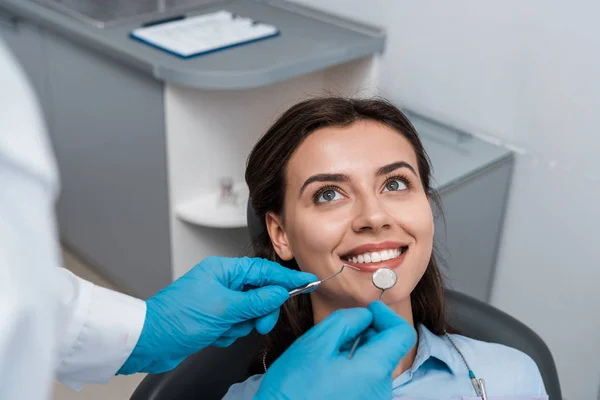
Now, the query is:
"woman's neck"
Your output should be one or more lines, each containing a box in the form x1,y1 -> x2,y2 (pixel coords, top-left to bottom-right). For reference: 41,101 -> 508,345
311,296 -> 418,380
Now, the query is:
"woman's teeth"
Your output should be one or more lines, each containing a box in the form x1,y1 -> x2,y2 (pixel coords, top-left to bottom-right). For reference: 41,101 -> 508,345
345,248 -> 404,264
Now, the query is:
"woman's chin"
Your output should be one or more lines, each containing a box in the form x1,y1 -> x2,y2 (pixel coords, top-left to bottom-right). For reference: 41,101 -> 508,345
346,286 -> 412,310
313,283 -> 411,309
339,290 -> 398,308
312,290 -> 375,308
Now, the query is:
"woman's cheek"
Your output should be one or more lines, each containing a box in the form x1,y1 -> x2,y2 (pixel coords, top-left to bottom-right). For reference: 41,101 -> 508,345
395,200 -> 434,240
288,214 -> 344,272
283,210 -> 317,270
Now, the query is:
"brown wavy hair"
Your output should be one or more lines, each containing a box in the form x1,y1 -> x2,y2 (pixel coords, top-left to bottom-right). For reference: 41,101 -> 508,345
245,97 -> 449,374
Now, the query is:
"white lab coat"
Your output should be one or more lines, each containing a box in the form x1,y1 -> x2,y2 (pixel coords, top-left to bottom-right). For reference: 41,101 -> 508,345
0,39 -> 146,398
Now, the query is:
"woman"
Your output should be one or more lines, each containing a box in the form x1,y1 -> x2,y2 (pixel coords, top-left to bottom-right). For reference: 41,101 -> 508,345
224,98 -> 548,399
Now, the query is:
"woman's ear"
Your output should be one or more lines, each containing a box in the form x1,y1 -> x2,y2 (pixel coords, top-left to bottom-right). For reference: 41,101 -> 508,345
265,211 -> 294,261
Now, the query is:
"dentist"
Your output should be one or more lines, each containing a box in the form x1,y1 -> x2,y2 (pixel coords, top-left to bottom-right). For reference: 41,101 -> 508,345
0,39 -> 416,399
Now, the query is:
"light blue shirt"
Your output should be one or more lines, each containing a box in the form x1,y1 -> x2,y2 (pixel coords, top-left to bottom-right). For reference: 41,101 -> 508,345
223,325 -> 548,399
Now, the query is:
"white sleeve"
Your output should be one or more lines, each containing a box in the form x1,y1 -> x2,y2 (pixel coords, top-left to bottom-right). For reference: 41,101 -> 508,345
54,269 -> 146,390
0,39 -> 146,395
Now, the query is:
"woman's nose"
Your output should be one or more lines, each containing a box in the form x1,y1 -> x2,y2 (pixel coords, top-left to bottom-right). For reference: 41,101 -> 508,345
350,197 -> 392,233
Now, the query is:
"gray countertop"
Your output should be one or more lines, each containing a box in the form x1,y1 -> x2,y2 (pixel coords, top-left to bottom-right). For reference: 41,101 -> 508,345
0,0 -> 385,89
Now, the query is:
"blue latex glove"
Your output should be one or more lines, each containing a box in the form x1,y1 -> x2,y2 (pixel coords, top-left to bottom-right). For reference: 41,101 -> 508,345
255,301 -> 417,400
118,256 -> 316,375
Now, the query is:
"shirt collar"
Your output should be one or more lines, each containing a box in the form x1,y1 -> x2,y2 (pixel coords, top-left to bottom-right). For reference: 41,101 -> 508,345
409,324 -> 459,376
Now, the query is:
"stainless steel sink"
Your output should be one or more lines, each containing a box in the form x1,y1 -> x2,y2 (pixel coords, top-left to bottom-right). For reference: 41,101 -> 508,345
31,0 -> 227,28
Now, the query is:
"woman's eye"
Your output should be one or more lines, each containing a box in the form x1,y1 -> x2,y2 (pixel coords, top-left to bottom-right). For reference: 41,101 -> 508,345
316,189 -> 343,203
383,179 -> 408,192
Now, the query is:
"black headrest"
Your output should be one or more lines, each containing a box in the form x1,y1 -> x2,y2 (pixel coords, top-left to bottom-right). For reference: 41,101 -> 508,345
246,198 -> 265,242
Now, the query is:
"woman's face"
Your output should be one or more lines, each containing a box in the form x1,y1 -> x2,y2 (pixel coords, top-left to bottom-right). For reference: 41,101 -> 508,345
266,120 -> 434,313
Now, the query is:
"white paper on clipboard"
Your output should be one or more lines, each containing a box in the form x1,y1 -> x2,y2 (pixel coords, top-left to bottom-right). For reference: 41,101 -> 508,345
131,10 -> 279,58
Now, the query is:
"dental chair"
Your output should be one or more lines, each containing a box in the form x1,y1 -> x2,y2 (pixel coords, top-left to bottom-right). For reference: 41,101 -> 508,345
130,201 -> 563,400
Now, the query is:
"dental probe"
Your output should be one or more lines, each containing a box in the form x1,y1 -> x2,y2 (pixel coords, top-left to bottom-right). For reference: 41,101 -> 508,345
288,264 -> 359,297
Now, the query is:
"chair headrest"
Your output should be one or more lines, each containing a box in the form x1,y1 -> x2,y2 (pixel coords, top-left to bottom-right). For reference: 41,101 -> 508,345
247,198 -> 265,242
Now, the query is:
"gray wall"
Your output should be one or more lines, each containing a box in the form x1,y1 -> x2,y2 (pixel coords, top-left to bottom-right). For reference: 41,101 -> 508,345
286,1 -> 599,398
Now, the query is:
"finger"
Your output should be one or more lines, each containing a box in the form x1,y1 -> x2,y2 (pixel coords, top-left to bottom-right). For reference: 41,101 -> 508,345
355,317 -> 416,367
356,324 -> 417,367
221,320 -> 255,338
363,327 -> 377,341
213,337 -> 237,348
339,328 -> 376,353
368,301 -> 409,332
307,308 -> 372,353
238,257 -> 318,290
255,308 -> 280,334
230,286 -> 288,320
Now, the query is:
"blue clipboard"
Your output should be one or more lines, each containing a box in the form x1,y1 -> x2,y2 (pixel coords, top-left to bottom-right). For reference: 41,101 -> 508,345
130,10 -> 280,59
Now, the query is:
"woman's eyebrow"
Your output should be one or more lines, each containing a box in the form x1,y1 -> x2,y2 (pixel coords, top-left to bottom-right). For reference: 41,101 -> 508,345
298,162 -> 416,196
299,173 -> 350,196
377,161 -> 417,176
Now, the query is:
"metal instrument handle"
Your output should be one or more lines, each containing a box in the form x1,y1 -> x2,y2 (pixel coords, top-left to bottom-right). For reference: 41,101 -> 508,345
346,288 -> 386,359
288,281 -> 320,297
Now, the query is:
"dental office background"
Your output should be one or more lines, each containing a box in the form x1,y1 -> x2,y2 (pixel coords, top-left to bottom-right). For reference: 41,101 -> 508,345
287,1 -> 599,398
2,0 -> 599,399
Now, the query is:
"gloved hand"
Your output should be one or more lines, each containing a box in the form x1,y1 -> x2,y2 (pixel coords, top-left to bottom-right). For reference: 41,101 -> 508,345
255,301 -> 417,400
118,256 -> 316,375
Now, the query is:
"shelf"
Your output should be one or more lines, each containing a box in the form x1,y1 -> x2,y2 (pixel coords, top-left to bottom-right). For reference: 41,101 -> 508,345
175,183 -> 249,228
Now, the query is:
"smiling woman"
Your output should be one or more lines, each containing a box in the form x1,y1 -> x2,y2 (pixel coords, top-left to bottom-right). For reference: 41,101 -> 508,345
223,98 -> 548,399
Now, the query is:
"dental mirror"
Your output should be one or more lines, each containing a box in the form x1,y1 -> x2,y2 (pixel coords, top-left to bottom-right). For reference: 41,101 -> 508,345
347,267 -> 398,359
372,267 -> 397,298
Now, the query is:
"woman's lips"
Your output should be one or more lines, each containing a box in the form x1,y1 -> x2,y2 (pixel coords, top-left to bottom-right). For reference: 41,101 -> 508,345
342,249 -> 407,273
